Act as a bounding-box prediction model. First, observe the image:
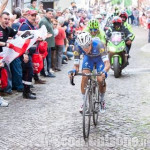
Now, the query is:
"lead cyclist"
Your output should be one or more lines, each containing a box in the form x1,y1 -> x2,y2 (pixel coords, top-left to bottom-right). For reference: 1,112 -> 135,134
68,32 -> 110,113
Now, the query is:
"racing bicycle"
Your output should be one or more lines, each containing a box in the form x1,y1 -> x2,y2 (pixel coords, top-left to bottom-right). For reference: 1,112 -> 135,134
70,72 -> 104,141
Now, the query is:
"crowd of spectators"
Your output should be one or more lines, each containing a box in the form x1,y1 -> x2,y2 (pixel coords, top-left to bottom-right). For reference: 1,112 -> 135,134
125,7 -> 150,42
0,0 -> 95,106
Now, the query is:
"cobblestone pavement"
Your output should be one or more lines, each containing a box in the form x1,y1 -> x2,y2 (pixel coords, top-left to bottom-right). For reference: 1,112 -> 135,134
0,27 -> 150,150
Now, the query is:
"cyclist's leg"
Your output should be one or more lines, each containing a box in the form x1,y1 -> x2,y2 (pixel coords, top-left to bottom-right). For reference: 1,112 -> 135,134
79,56 -> 93,112
81,55 -> 93,95
96,58 -> 106,112
95,57 -> 106,94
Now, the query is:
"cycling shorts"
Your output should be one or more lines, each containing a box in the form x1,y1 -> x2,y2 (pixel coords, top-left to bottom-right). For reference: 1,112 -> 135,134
82,55 -> 104,73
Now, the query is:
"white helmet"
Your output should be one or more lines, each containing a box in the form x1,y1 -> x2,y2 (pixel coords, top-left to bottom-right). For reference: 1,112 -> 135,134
76,32 -> 92,48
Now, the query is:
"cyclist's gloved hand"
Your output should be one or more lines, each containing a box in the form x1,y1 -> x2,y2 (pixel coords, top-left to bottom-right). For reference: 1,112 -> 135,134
102,70 -> 108,78
68,69 -> 77,76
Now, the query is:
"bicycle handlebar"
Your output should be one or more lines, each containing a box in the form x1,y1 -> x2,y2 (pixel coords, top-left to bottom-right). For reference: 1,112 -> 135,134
70,72 -> 103,86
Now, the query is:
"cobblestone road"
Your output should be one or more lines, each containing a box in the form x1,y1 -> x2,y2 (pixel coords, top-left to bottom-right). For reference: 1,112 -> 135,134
0,27 -> 150,150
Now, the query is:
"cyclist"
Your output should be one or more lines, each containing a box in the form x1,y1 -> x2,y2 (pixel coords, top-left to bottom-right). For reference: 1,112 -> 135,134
84,19 -> 106,45
68,32 -> 110,113
106,16 -> 134,57
119,11 -> 135,54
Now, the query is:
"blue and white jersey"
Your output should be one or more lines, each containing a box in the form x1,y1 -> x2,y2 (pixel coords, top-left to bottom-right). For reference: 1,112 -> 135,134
74,37 -> 108,65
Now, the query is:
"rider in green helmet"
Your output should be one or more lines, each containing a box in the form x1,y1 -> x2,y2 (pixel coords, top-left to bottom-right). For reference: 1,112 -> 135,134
84,19 -> 106,45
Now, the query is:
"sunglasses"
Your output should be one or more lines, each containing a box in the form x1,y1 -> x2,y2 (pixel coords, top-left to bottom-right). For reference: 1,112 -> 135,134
54,24 -> 58,25
90,29 -> 98,32
81,43 -> 91,49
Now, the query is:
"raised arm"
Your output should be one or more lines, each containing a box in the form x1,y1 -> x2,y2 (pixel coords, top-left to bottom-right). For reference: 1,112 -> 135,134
0,0 -> 8,15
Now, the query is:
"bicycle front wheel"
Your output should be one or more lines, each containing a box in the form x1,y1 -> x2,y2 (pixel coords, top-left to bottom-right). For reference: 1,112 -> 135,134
93,85 -> 100,126
83,88 -> 92,141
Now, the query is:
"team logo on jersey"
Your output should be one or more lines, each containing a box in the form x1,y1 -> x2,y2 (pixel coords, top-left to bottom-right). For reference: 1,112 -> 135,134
0,31 -> 3,39
73,51 -> 79,56
99,48 -> 104,53
85,62 -> 88,67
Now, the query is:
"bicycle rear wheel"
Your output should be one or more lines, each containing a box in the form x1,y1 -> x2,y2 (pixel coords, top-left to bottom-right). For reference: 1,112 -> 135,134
83,88 -> 92,140
93,85 -> 100,126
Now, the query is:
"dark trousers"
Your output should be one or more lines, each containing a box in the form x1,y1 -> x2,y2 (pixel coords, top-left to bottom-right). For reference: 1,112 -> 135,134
46,47 -> 51,73
56,45 -> 63,70
51,47 -> 56,70
22,55 -> 33,93
126,44 -> 131,54
10,57 -> 23,90
41,47 -> 52,75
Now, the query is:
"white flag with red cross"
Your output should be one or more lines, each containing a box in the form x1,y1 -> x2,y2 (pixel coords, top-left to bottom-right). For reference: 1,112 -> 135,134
0,25 -> 47,64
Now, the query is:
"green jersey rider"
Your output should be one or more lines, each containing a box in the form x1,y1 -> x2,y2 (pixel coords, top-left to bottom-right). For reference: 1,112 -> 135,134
84,19 -> 106,45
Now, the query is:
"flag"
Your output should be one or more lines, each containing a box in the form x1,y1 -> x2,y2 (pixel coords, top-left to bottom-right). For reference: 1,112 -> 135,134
0,25 -> 47,64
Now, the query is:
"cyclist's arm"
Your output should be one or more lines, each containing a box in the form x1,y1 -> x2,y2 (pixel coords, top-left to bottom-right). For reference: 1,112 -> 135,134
73,43 -> 81,72
99,43 -> 110,72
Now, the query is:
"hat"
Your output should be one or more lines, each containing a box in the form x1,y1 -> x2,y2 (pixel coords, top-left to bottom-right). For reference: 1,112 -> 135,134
27,10 -> 37,15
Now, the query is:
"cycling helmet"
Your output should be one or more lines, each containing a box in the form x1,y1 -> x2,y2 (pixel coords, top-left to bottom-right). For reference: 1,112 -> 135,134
88,19 -> 99,29
120,11 -> 128,21
76,32 -> 92,48
112,16 -> 122,24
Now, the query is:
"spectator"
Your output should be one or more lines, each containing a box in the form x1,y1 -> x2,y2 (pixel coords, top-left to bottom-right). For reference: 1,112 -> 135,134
19,10 -> 46,99
133,8 -> 139,26
76,22 -> 85,32
10,7 -> 24,92
38,2 -> 45,18
51,19 -> 59,71
63,35 -> 74,60
126,8 -> 133,24
11,7 -> 22,30
20,8 -> 30,23
69,2 -> 76,11
147,15 -> 150,43
39,8 -> 56,77
0,12 -> 21,97
28,0 -> 38,12
56,8 -> 62,19
55,16 -> 66,71
66,19 -> 76,37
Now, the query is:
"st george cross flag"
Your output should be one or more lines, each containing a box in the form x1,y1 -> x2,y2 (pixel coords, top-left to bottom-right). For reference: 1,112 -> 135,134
0,25 -> 47,64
